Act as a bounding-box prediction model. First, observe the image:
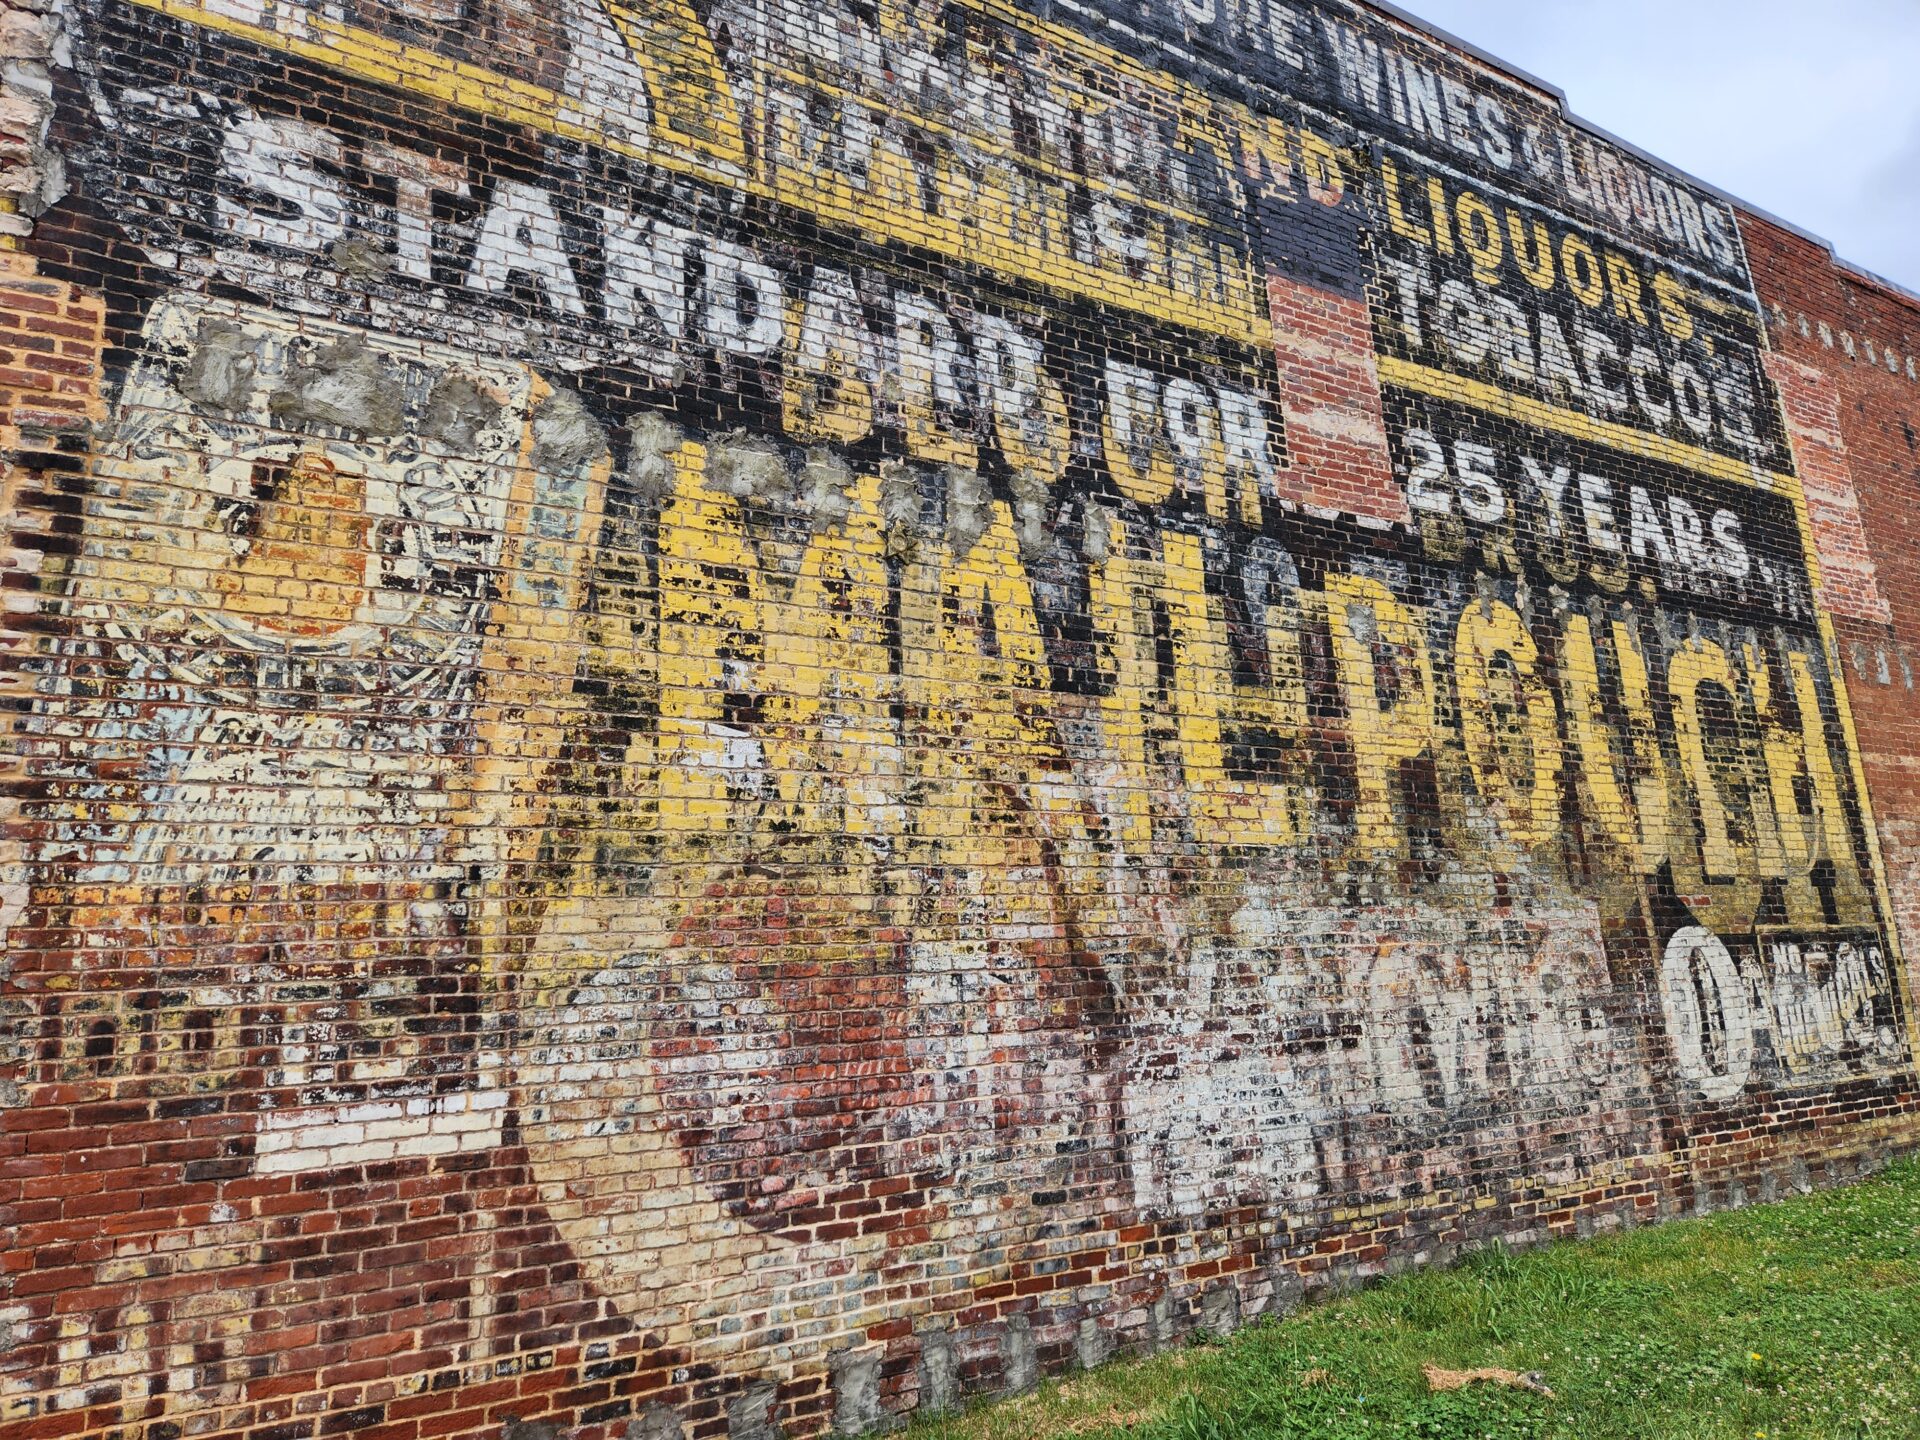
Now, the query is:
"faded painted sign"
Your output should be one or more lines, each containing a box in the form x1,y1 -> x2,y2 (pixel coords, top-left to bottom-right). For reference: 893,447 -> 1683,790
1,0 -> 1913,1435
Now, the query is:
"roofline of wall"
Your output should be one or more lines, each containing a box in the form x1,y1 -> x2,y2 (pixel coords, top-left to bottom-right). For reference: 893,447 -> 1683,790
1736,196 -> 1920,313
1353,0 -> 1920,312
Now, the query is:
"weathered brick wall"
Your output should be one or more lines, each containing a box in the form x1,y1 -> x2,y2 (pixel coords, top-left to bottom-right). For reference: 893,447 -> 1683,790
2,3 -> 1916,1437
1742,214 -> 1920,1022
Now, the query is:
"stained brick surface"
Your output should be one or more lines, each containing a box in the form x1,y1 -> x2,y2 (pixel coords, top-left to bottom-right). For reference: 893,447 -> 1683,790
2,4 -> 1919,1439
1746,214 -> 1920,1005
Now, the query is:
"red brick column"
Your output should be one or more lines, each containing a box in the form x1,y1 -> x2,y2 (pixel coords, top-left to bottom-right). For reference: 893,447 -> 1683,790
0,247 -> 110,1433
1265,272 -> 1406,527
1742,210 -> 1920,1002
1,249 -> 104,940
1763,351 -> 1892,625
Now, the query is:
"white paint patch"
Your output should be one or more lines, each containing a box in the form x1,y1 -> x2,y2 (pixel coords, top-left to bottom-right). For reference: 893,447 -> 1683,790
1660,926 -> 1754,1103
253,1089 -> 508,1174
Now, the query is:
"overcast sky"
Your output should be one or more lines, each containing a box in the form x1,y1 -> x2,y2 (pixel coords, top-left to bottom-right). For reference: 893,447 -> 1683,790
1400,0 -> 1920,291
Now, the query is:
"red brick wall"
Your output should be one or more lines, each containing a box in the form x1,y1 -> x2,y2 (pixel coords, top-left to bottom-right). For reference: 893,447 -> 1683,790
0,246 -> 103,990
1742,214 -> 1920,991
5,4 -> 1920,1438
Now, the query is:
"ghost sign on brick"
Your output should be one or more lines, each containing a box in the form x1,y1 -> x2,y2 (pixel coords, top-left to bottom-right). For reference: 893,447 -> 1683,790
0,0 -> 1915,1436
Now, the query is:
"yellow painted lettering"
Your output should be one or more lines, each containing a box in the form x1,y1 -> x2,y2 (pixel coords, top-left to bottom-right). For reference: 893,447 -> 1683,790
976,313 -> 1072,486
901,501 -> 1054,859
1455,598 -> 1562,849
1604,253 -> 1649,326
1381,156 -> 1431,248
1669,639 -> 1741,881
1324,572 -> 1436,855
783,272 -> 875,444
1788,651 -> 1860,878
1163,529 -> 1303,847
1748,646 -> 1806,881
1561,613 -> 1638,858
1161,377 -> 1231,520
655,439 -> 763,835
1103,359 -> 1175,505
1427,176 -> 1456,255
1088,514 -> 1159,856
1506,211 -> 1556,290
1652,271 -> 1696,342
895,292 -> 978,466
1300,132 -> 1346,207
1560,234 -> 1605,309
606,0 -> 746,167
1611,618 -> 1671,872
1454,191 -> 1503,286
760,469 -> 899,840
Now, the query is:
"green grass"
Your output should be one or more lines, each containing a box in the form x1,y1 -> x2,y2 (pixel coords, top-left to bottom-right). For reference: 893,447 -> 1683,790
908,1159 -> 1920,1440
